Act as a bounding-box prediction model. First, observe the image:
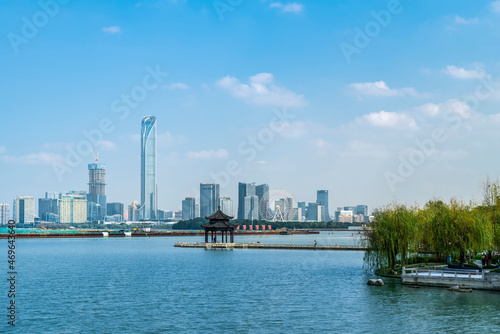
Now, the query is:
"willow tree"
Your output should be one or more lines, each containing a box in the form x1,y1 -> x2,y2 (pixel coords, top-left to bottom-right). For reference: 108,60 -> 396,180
477,177 -> 500,265
363,204 -> 419,272
423,199 -> 493,263
420,200 -> 454,261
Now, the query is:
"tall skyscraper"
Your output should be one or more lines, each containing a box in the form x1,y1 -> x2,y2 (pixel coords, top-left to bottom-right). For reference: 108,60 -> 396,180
59,194 -> 87,224
255,184 -> 269,219
238,182 -> 256,219
219,196 -> 233,217
141,116 -> 157,220
317,190 -> 330,221
244,195 -> 259,220
182,197 -> 196,220
13,196 -> 35,224
0,203 -> 9,225
200,183 -> 220,217
88,161 -> 106,222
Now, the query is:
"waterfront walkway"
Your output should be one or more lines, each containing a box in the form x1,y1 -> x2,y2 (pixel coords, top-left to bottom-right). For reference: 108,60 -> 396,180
174,242 -> 367,251
401,266 -> 500,290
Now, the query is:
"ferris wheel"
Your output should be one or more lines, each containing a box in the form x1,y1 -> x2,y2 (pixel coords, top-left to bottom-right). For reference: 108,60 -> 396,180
258,188 -> 298,221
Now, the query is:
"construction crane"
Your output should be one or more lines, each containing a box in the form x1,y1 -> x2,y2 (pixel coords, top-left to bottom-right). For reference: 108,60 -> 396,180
90,148 -> 100,163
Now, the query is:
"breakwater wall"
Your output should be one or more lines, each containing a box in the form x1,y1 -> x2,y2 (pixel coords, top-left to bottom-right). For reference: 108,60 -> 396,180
174,242 -> 367,251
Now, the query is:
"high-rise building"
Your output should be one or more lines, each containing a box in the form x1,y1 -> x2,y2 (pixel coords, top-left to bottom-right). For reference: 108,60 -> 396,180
182,197 -> 196,220
88,162 -> 106,222
127,201 -> 139,222
298,202 -> 306,220
0,203 -> 9,225
157,210 -> 166,220
219,196 -> 233,217
255,184 -> 269,219
200,183 -> 220,217
244,195 -> 259,220
39,195 -> 59,222
238,182 -> 256,219
317,190 -> 330,221
355,205 -> 368,216
59,194 -> 87,224
141,115 -> 157,220
195,204 -> 200,218
107,202 -> 124,217
13,196 -> 35,225
306,202 -> 321,222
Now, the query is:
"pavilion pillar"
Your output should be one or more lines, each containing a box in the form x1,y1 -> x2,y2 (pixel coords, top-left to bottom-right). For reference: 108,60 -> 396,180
205,230 -> 208,243
230,230 -> 234,243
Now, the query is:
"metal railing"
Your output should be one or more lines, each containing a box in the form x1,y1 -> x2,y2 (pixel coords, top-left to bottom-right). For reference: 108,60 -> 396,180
402,266 -> 486,280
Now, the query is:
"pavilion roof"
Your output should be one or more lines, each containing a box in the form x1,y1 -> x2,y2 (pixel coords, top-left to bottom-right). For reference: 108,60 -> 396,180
201,207 -> 237,228
204,207 -> 234,220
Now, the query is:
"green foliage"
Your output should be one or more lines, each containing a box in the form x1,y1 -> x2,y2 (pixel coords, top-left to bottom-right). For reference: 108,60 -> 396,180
365,194 -> 498,271
172,218 -> 208,230
363,204 -> 419,271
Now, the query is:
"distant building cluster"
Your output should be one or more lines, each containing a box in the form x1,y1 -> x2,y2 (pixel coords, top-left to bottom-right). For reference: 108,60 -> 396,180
334,205 -> 372,223
1,115 -> 372,225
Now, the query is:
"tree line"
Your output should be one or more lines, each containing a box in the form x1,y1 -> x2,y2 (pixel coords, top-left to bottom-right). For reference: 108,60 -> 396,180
363,178 -> 500,271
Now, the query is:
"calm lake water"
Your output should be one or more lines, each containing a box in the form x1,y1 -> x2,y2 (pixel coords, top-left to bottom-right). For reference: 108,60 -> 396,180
2,231 -> 500,333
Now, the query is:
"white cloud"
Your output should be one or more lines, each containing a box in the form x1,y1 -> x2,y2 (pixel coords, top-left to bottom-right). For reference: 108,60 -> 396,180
443,65 -> 487,79
0,152 -> 66,165
185,149 -> 228,160
490,1 -> 500,13
349,81 -> 421,98
0,146 -> 6,154
361,110 -> 418,130
102,26 -> 121,34
163,83 -> 190,90
216,73 -> 308,107
269,2 -> 304,13
415,103 -> 440,117
454,16 -> 480,24
416,99 -> 472,119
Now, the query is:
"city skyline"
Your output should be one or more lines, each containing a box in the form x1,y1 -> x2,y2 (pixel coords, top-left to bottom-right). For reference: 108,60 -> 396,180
2,1 -> 500,213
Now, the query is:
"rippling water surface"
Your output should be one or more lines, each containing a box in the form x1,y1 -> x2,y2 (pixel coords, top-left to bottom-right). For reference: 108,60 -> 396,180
3,231 -> 500,333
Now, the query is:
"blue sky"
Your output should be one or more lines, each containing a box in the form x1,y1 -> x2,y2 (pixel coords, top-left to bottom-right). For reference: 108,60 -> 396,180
1,0 -> 500,215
